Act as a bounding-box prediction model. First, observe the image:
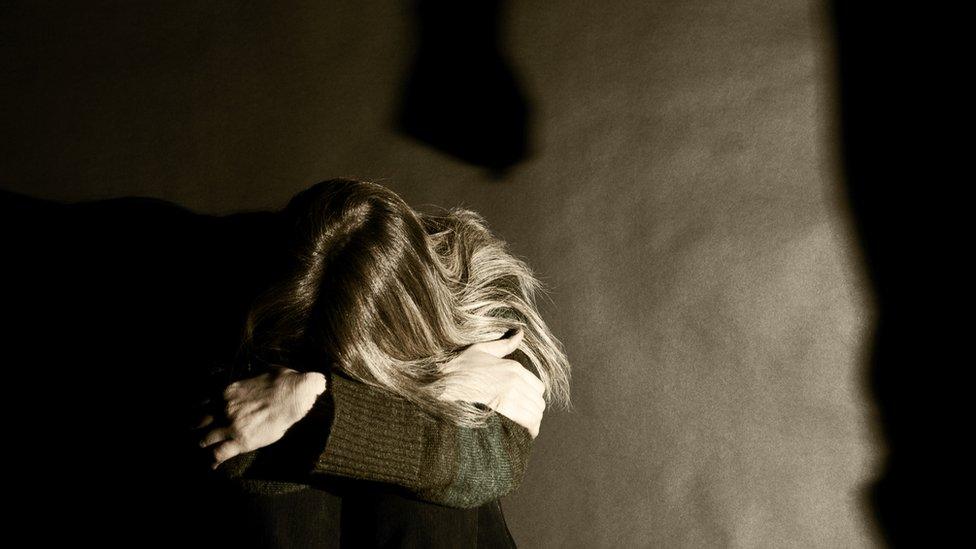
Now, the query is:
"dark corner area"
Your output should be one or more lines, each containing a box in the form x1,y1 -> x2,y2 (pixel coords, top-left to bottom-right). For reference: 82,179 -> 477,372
0,188 -> 286,542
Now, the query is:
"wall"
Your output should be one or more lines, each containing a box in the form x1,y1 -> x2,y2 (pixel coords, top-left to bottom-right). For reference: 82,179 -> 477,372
0,1 -> 881,546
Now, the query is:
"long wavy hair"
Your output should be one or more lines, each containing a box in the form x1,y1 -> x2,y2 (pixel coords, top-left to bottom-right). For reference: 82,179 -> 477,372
239,178 -> 571,428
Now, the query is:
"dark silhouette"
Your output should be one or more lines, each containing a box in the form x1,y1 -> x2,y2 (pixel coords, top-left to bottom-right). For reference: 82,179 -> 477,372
397,0 -> 532,177
1,189 -> 282,544
1,189 -> 519,547
829,4 -> 959,546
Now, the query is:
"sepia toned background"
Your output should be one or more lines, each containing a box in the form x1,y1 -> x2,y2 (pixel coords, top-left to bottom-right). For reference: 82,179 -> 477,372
1,1 -> 883,546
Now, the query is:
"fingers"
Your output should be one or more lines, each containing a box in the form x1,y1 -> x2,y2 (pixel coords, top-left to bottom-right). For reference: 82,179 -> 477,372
193,414 -> 215,430
520,384 -> 546,414
493,378 -> 545,434
495,399 -> 542,439
473,328 -> 524,358
211,439 -> 246,470
512,362 -> 546,395
199,427 -> 233,449
303,371 -> 328,396
511,383 -> 546,416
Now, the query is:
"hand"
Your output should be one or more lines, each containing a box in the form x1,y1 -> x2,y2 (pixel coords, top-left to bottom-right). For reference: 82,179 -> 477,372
196,366 -> 328,469
438,329 -> 546,438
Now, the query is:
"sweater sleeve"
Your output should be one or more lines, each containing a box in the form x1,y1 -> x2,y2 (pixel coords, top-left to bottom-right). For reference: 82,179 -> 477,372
218,349 -> 538,508
312,356 -> 535,509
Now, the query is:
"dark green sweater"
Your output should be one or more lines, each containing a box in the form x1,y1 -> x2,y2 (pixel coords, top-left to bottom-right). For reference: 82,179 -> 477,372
216,349 -> 536,509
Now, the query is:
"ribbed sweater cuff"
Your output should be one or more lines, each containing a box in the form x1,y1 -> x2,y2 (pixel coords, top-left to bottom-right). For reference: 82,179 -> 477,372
314,371 -> 430,487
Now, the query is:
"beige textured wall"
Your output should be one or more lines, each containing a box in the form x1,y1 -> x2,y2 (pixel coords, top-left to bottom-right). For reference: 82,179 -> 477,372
0,1 -> 882,546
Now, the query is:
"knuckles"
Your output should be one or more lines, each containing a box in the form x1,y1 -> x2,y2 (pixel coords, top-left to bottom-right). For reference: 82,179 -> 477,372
235,434 -> 253,450
303,372 -> 328,394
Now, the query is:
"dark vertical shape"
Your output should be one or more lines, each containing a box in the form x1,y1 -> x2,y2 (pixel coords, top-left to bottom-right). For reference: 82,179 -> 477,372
397,0 -> 531,177
830,4 -> 962,546
830,5 -> 898,544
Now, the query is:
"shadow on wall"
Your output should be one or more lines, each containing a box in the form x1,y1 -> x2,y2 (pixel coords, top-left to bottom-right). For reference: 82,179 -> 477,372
396,0 -> 532,177
830,3 -> 902,545
830,3 -> 957,546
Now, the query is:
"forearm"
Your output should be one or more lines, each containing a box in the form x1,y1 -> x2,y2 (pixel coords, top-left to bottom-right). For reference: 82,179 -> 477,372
215,352 -> 537,508
311,369 -> 533,508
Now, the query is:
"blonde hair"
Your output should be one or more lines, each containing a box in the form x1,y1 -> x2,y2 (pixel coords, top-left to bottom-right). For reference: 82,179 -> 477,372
240,178 -> 571,427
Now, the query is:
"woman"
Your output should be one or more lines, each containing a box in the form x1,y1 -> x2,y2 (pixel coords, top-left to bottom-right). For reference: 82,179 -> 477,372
194,179 -> 571,547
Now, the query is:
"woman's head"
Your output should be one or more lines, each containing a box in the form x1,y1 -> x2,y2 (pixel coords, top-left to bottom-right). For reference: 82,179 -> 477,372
243,178 -> 570,426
